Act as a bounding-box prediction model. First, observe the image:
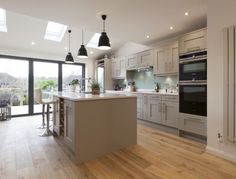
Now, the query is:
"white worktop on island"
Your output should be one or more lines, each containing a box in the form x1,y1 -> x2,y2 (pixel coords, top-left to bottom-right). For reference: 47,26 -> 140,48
106,89 -> 179,96
53,91 -> 136,101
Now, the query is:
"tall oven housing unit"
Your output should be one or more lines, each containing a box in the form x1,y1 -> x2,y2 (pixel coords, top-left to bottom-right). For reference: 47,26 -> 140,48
178,28 -> 207,137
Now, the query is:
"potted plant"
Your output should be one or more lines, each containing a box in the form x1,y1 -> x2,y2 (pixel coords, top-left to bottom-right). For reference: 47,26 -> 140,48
69,79 -> 79,92
90,80 -> 101,95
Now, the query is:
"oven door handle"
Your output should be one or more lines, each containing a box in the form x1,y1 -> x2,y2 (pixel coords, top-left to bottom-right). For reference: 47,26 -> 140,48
179,57 -> 207,64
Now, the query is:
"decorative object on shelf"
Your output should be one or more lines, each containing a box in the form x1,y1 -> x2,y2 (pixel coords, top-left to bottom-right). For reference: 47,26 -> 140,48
65,30 -> 74,63
77,29 -> 88,58
154,82 -> 160,92
98,14 -> 111,50
90,80 -> 101,95
69,79 -> 79,92
128,81 -> 136,92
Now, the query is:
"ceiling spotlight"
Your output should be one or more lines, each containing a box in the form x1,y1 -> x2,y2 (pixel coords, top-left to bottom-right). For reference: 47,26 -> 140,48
170,26 -> 174,30
185,12 -> 189,16
146,35 -> 150,39
65,47 -> 68,50
31,41 -> 35,45
90,51 -> 94,54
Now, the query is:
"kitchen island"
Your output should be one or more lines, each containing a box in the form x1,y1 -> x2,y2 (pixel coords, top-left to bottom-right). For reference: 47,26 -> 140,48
52,92 -> 137,164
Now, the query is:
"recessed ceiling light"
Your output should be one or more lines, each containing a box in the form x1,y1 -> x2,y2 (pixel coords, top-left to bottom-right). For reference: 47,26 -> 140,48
170,26 -> 174,30
146,35 -> 150,39
0,8 -> 7,32
31,41 -> 35,45
64,47 -> 68,50
44,21 -> 68,42
90,51 -> 94,54
185,12 -> 189,16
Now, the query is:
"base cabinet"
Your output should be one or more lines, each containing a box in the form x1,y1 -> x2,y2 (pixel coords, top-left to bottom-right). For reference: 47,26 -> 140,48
179,113 -> 207,136
137,94 -> 143,119
147,95 -> 162,123
64,100 -> 75,152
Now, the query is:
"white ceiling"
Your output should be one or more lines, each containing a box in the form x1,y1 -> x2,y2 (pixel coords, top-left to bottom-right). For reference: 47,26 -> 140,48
0,0 -> 207,60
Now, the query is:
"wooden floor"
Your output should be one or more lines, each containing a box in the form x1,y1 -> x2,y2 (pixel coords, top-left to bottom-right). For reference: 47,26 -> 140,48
1,116 -> 236,179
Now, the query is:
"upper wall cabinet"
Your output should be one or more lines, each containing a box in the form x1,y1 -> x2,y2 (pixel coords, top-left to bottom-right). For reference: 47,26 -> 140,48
179,28 -> 207,54
111,57 -> 126,79
126,50 -> 154,70
138,50 -> 154,67
153,41 -> 179,75
126,54 -> 138,70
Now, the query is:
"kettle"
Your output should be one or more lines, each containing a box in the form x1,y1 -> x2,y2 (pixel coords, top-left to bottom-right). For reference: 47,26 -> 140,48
154,82 -> 160,92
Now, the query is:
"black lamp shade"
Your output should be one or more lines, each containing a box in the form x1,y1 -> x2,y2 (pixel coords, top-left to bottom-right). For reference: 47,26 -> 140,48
98,32 -> 111,50
65,52 -> 74,63
77,45 -> 88,58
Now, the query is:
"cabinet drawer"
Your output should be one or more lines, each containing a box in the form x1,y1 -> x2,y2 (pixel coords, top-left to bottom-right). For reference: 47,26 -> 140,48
179,113 -> 207,136
148,95 -> 161,100
162,95 -> 178,102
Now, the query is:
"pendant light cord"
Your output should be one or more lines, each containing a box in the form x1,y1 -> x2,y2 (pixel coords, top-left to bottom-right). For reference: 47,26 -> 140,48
82,29 -> 84,45
68,30 -> 71,52
103,20 -> 105,32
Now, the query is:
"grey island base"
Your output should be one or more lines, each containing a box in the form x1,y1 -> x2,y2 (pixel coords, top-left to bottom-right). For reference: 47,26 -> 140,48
53,92 -> 137,164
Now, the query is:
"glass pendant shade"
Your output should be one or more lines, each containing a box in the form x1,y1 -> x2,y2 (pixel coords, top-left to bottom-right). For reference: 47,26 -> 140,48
65,52 -> 74,63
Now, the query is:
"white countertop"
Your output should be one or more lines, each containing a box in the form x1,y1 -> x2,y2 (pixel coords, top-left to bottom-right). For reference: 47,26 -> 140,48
106,90 -> 179,96
53,91 -> 136,101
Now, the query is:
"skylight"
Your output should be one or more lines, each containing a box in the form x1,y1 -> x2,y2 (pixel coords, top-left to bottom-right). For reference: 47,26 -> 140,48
44,21 -> 68,42
0,8 -> 7,32
86,33 -> 101,49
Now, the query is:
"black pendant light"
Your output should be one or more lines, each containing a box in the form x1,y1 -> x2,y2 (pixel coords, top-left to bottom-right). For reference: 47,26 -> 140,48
77,29 -> 88,58
65,30 -> 74,63
98,14 -> 111,50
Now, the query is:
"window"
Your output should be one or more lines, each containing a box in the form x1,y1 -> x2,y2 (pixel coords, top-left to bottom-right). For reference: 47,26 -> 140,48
86,33 -> 101,49
0,59 -> 28,115
0,8 -> 7,32
34,62 -> 58,113
44,21 -> 67,42
62,64 -> 83,92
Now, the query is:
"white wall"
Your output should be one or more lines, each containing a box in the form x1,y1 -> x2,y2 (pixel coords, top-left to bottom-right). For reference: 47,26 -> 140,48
207,0 -> 236,162
0,47 -> 95,80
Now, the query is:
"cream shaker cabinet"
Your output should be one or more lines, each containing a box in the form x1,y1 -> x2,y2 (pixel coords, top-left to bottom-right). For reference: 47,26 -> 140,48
136,94 -> 143,119
179,28 -> 207,54
153,42 -> 179,75
111,57 -> 126,79
64,99 -> 75,152
147,95 -> 162,123
161,95 -> 179,128
138,50 -> 154,67
126,54 -> 138,70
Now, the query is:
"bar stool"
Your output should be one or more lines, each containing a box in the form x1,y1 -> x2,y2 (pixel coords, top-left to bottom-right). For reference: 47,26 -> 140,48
34,89 -> 55,137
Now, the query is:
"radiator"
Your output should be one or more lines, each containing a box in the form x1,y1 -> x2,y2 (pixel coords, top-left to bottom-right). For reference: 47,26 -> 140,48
223,26 -> 236,142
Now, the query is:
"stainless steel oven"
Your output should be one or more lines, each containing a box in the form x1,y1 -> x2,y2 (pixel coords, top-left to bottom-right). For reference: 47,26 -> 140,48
179,50 -> 207,82
179,82 -> 207,117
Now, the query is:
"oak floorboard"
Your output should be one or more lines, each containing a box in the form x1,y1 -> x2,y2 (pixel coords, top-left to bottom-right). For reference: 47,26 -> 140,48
0,116 -> 236,179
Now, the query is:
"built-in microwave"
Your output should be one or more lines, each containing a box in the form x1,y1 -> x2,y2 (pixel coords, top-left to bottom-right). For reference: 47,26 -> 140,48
179,82 -> 207,117
179,51 -> 207,82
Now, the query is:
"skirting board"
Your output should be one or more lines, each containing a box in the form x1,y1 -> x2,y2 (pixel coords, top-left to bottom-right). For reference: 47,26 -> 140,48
206,146 -> 236,163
